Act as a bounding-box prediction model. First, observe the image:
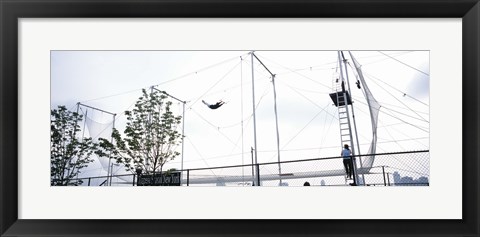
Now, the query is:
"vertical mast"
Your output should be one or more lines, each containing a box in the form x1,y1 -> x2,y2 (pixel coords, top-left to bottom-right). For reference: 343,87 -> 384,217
250,52 -> 259,185
107,114 -> 116,186
340,51 -> 364,185
271,74 -> 282,185
181,101 -> 186,183
336,51 -> 359,185
251,52 -> 282,186
240,56 -> 245,185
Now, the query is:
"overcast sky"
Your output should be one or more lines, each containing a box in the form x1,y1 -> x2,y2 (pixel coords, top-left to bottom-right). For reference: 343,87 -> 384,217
51,50 -> 429,183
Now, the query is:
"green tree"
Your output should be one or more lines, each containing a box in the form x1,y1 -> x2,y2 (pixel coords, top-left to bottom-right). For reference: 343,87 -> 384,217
100,89 -> 183,185
51,106 -> 97,186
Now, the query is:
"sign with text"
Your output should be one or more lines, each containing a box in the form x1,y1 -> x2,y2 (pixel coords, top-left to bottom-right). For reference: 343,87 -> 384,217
138,172 -> 181,186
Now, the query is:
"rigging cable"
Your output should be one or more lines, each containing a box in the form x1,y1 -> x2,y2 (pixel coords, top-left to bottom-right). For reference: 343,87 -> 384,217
80,53 -> 248,104
378,51 -> 429,76
263,102 -> 332,164
188,79 -> 272,151
350,103 -> 429,174
347,62 -> 429,123
365,72 -> 429,107
353,99 -> 429,134
361,51 -> 414,66
185,136 -> 218,178
189,61 -> 242,108
256,54 -> 332,91
365,73 -> 429,122
154,52 -> 250,87
355,99 -> 429,127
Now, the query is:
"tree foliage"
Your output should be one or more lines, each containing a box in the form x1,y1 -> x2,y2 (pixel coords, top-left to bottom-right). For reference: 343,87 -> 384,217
99,89 -> 183,185
51,106 -> 97,186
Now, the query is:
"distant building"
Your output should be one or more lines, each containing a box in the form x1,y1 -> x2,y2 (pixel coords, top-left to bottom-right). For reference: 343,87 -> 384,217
393,171 -> 401,184
400,176 -> 414,184
392,171 -> 429,186
417,176 -> 428,184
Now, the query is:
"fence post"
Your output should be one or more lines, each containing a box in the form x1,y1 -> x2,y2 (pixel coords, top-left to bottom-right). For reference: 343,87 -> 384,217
382,166 -> 387,186
256,164 -> 261,186
187,170 -> 190,186
88,178 -> 91,186
133,174 -> 136,186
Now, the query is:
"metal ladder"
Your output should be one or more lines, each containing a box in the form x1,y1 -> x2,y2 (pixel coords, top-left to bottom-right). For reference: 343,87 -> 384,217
335,83 -> 355,184
335,83 -> 353,150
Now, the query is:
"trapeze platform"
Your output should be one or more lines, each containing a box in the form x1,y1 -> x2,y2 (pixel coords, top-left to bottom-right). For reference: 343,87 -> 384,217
329,91 -> 353,107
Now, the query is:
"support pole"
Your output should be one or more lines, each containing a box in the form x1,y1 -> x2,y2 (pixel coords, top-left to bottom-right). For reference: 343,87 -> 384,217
250,52 -> 259,185
382,166 -> 387,186
337,51 -> 357,185
181,101 -> 186,183
340,51 -> 362,185
75,103 -> 80,130
109,114 -> 116,186
256,164 -> 261,187
252,52 -> 282,185
151,86 -> 187,180
240,56 -> 245,186
271,75 -> 282,185
81,110 -> 87,143
251,147 -> 255,185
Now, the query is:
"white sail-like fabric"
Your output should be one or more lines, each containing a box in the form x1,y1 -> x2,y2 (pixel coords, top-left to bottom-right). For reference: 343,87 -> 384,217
85,114 -> 114,170
348,52 -> 381,171
84,111 -> 130,184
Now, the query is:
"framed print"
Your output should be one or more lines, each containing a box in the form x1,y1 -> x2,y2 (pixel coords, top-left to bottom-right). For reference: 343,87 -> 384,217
1,0 -> 479,236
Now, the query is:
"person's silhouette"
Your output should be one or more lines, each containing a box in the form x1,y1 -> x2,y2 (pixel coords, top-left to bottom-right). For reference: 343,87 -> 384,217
202,100 -> 225,110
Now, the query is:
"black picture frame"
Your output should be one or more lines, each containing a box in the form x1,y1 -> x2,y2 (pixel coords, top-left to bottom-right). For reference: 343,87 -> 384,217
1,0 -> 478,236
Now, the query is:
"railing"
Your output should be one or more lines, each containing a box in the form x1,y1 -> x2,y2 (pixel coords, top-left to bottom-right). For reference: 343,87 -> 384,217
62,150 -> 429,187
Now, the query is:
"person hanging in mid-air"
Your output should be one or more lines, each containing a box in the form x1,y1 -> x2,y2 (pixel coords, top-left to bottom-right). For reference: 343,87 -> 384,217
202,100 -> 225,110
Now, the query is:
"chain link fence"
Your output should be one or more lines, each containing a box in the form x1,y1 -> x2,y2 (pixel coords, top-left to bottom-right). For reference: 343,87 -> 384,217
63,150 -> 429,187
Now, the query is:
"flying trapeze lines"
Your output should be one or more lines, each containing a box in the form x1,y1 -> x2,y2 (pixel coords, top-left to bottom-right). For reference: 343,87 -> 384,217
366,72 -> 428,107
185,66 -> 271,110
188,55 -> 274,109
188,61 -> 242,108
354,102 -> 430,144
360,51 -> 414,66
262,102 -> 332,164
364,74 -> 429,123
185,136 -> 218,177
189,79 -> 272,150
78,53 -> 248,104
378,51 -> 429,77
256,54 -> 332,91
346,61 -> 429,124
154,52 -> 250,88
355,99 -> 429,129
272,51 -> 414,76
376,119 -> 429,172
